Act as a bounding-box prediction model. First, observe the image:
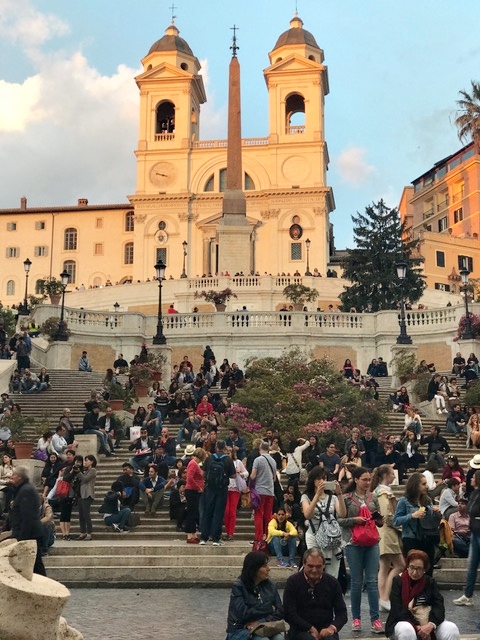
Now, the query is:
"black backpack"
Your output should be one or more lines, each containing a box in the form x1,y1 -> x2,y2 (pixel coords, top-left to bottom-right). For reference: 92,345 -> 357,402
207,454 -> 229,490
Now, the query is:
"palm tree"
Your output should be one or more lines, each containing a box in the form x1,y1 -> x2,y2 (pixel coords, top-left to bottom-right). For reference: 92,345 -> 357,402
454,81 -> 480,152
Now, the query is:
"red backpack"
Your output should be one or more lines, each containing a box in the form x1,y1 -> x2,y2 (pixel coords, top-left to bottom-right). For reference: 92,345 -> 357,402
349,493 -> 379,547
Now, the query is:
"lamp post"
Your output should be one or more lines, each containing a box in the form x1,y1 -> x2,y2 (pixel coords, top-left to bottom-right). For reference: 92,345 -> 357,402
181,241 -> 188,278
395,260 -> 412,345
460,267 -> 474,339
113,301 -> 120,328
55,269 -> 70,341
22,258 -> 32,314
305,238 -> 312,276
153,260 -> 167,344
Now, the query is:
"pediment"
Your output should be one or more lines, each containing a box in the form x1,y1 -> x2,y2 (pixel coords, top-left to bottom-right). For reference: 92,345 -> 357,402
264,53 -> 323,75
135,62 -> 193,83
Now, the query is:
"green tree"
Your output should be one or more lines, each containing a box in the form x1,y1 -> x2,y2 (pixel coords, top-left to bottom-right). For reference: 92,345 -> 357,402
339,199 -> 425,312
225,349 -> 385,449
454,80 -> 480,151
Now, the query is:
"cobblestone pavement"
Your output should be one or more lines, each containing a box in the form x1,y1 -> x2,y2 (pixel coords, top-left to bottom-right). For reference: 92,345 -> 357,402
64,588 -> 479,640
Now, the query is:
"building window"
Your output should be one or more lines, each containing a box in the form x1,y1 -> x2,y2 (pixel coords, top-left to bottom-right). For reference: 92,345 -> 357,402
64,227 -> 78,250
436,251 -> 445,268
6,247 -> 18,258
34,246 -> 48,257
95,218 -> 103,229
156,248 -> 167,265
291,243 -> 302,260
459,255 -> 474,272
63,260 -> 76,284
438,216 -> 448,232
434,283 -> 450,292
452,181 -> 464,203
94,243 -> 104,256
155,100 -> 175,134
35,221 -> 46,230
6,280 -> 15,296
453,207 -> 463,223
285,92 -> 306,133
6,222 -> 16,231
124,242 -> 134,265
219,169 -> 227,192
125,211 -> 134,232
35,279 -> 44,294
93,276 -> 102,287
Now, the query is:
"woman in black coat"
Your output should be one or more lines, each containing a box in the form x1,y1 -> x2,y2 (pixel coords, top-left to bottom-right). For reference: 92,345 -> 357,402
385,549 -> 459,640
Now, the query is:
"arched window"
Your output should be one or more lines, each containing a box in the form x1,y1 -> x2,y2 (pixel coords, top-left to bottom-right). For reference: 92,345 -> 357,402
6,280 -> 15,296
204,170 -> 255,192
245,173 -> 255,190
155,100 -> 175,134
63,260 -> 76,284
93,277 -> 102,287
124,242 -> 134,265
35,279 -> 43,294
204,174 -> 214,192
64,228 -> 77,251
125,211 -> 134,232
285,93 -> 305,132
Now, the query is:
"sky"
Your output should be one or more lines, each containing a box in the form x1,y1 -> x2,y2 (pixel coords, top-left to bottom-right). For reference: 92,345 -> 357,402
1,0 -> 480,250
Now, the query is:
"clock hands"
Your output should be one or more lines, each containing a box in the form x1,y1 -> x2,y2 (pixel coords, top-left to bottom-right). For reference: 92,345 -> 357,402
156,172 -> 168,177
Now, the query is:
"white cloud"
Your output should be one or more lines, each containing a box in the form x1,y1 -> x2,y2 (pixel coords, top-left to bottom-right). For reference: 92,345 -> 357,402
198,57 -> 227,140
0,0 -> 69,48
337,146 -> 376,187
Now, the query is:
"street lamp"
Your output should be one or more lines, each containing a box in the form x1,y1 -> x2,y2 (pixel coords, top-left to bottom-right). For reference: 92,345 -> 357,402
460,267 -> 474,339
153,259 -> 167,344
305,238 -> 312,276
181,241 -> 188,278
113,302 -> 120,313
22,258 -> 32,314
395,260 -> 412,345
54,269 -> 70,341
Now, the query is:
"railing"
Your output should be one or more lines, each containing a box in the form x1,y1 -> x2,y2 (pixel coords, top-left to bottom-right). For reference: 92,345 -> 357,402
437,199 -> 449,212
154,133 -> 175,142
286,125 -> 305,135
402,307 -> 457,327
423,209 -> 434,220
192,137 -> 268,149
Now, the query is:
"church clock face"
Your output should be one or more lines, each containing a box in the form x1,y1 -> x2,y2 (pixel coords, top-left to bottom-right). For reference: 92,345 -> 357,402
149,162 -> 176,187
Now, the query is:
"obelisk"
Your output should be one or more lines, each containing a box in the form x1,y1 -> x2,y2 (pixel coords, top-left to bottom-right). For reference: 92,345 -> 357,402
217,26 -> 251,275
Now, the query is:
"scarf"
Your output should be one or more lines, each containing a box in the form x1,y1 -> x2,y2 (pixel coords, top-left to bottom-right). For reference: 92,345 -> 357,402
401,569 -> 427,609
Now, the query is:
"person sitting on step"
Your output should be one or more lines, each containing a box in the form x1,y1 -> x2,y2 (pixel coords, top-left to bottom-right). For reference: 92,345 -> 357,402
116,462 -> 140,510
128,428 -> 155,475
139,463 -> 167,515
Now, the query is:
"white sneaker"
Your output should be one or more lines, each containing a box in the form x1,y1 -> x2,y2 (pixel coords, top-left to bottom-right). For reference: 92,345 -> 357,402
199,540 -> 206,545
437,409 -> 443,415
379,599 -> 391,612
453,595 -> 473,606
176,444 -> 181,450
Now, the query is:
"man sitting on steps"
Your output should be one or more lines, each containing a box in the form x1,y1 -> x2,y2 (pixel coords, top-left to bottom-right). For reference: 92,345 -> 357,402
139,464 -> 167,515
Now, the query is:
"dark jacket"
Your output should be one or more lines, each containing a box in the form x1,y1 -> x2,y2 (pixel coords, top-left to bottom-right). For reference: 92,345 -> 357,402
385,574 -> 445,637
10,479 -> 42,540
226,578 -> 283,633
468,488 -> 480,533
99,490 -> 122,515
421,434 -> 450,456
283,570 -> 347,635
129,436 -> 155,453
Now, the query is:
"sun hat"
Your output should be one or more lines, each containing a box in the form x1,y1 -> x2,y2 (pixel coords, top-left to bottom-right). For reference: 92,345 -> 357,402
469,454 -> 480,469
184,444 -> 195,456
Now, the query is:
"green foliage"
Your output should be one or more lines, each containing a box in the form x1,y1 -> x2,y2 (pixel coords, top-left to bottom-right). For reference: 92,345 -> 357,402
107,383 -> 134,410
2,412 -> 31,442
412,372 -> 431,403
455,81 -> 480,147
0,308 -> 17,337
232,348 -> 385,448
465,382 -> 480,406
339,199 -> 425,312
36,277 -> 64,296
40,316 -> 71,342
282,284 -> 319,305
390,350 -> 417,383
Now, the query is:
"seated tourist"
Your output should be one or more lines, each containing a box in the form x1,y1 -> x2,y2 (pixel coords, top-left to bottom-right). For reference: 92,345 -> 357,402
176,410 -> 199,449
267,507 -> 298,567
139,463 -> 167,515
438,478 -> 460,520
448,497 -> 470,558
116,462 -> 140,510
98,481 -> 131,532
452,352 -> 466,376
445,404 -> 467,437
128,428 -> 155,475
143,403 -> 162,438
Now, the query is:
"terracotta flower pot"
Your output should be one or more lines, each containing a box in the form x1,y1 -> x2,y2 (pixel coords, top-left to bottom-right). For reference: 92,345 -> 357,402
14,442 -> 33,459
135,383 -> 149,398
109,400 -> 125,411
215,303 -> 226,312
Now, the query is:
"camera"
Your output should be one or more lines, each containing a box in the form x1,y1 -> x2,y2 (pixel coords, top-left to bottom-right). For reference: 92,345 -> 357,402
73,465 -> 81,472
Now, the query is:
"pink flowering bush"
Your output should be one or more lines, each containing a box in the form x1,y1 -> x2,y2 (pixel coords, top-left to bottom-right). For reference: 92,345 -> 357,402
453,313 -> 480,342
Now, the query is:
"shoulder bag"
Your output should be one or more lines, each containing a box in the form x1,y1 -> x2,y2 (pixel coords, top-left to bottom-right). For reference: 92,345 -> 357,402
251,619 -> 288,637
309,494 -> 342,550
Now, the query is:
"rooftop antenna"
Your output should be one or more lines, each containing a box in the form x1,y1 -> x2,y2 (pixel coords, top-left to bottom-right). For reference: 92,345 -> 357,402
169,2 -> 177,23
230,24 -> 239,58
295,0 -> 298,15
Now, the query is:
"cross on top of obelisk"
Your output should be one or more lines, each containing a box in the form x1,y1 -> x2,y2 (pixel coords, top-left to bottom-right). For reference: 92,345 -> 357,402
230,25 -> 239,58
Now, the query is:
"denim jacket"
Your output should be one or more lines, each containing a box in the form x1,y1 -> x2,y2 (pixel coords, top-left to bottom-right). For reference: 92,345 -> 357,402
393,496 -> 434,539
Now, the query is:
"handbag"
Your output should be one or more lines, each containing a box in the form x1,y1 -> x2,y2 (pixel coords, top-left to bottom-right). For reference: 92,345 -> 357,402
251,620 -> 287,637
33,448 -> 48,461
236,473 -> 247,493
241,490 -> 252,509
252,539 -> 269,555
417,506 -> 440,542
309,495 -> 342,550
250,484 -> 261,510
55,479 -> 71,499
349,494 -> 379,547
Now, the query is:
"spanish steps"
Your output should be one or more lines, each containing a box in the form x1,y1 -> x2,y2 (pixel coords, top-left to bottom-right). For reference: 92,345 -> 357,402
6,369 -> 476,589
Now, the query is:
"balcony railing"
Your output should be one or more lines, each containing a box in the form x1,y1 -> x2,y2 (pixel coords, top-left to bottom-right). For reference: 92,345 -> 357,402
286,126 -> 305,135
192,137 -> 268,149
154,133 -> 175,142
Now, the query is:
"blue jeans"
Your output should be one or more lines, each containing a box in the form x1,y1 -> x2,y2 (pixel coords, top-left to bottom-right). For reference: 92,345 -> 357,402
85,428 -> 108,451
104,508 -> 131,530
129,454 -> 152,473
465,531 -> 480,597
345,543 -> 380,621
269,536 -> 296,562
200,488 -> 228,543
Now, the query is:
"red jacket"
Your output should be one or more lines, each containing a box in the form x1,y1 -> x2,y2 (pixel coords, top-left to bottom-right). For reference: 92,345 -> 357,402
186,459 -> 204,492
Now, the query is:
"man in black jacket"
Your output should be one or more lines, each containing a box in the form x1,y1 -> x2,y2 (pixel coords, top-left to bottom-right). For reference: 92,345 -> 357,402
9,466 -> 46,575
284,548 -> 347,639
422,426 -> 450,467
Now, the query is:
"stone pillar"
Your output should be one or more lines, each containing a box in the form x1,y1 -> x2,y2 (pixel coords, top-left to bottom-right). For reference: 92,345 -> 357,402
390,344 -> 418,390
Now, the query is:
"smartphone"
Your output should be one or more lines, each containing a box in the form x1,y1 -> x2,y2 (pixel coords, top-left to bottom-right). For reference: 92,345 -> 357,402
371,511 -> 383,522
324,481 -> 336,492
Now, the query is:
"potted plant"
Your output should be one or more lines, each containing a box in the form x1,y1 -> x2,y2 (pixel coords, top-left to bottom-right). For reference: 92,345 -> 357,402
282,283 -> 319,310
37,276 -> 65,304
129,363 -> 152,398
107,383 -> 134,411
194,288 -> 237,312
40,316 -> 71,342
2,412 -> 34,459
464,382 -> 480,412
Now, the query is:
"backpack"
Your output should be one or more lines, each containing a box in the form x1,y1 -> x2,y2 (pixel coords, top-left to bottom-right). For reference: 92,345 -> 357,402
349,493 -> 380,547
207,454 -> 229,490
309,494 -> 342,550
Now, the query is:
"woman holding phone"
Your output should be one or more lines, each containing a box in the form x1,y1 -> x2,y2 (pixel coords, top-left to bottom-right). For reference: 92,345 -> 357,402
301,466 -> 346,578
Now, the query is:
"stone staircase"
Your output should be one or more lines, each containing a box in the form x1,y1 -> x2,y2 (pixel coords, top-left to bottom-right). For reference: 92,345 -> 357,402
7,370 -> 476,588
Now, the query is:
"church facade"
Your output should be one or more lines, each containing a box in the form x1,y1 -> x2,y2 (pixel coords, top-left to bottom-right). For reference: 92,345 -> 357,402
0,15 -> 335,305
